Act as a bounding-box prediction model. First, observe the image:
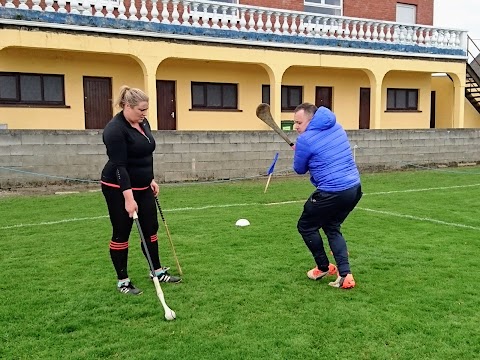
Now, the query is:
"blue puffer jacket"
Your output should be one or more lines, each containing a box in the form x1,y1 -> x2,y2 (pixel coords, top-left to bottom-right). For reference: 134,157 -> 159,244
293,107 -> 360,192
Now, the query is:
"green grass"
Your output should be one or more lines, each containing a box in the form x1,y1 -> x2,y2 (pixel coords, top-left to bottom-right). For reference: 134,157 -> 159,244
2,168 -> 480,359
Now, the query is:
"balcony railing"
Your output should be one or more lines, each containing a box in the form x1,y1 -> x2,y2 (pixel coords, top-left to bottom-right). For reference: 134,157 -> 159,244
0,0 -> 468,57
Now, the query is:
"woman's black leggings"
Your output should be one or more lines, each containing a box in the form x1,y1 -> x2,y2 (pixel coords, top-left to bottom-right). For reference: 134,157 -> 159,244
102,185 -> 161,280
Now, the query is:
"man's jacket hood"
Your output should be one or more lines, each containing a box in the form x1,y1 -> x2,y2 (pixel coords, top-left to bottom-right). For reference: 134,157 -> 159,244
306,106 -> 337,131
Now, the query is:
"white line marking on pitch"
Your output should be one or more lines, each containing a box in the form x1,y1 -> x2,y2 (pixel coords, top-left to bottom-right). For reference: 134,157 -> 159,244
1,182 -> 480,230
357,207 -> 480,231
363,183 -> 480,196
0,215 -> 109,230
168,203 -> 253,212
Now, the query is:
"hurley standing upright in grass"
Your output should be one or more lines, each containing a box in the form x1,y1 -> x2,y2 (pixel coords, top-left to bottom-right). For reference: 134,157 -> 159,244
293,103 -> 362,289
101,85 -> 181,295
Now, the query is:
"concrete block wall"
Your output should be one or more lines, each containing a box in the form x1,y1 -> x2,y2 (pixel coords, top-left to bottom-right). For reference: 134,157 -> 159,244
348,129 -> 480,170
0,130 -> 106,185
0,129 -> 479,187
152,131 -> 293,183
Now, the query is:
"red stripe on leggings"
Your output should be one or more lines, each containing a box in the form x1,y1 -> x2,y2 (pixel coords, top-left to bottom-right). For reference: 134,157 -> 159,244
109,241 -> 128,250
150,234 -> 158,242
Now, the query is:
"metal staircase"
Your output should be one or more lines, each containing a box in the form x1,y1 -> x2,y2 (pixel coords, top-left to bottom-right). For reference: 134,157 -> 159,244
466,36 -> 480,113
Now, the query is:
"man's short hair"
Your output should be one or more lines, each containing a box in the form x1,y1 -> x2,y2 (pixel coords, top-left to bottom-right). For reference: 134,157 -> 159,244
294,103 -> 317,118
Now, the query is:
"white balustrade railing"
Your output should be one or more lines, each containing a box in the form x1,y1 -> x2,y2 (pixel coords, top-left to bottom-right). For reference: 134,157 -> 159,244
1,0 -> 467,51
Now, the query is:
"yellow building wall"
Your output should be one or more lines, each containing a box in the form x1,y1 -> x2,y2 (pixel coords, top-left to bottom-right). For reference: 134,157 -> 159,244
157,61 -> 370,130
464,98 -> 480,127
157,59 -> 270,131
431,75 -> 480,128
381,71 -> 432,129
0,27 -> 468,130
0,48 -> 142,130
282,67 -> 369,129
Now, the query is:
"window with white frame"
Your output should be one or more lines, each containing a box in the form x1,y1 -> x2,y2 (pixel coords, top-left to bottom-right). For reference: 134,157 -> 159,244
304,0 -> 343,16
396,3 -> 416,24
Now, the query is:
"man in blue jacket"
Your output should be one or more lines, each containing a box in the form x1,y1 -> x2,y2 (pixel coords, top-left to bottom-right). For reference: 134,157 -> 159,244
293,103 -> 362,289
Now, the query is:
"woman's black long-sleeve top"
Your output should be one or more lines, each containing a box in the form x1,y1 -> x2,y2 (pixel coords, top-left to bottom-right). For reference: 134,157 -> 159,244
101,111 -> 156,192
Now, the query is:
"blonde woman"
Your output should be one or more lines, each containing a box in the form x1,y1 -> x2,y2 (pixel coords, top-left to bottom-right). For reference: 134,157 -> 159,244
101,86 -> 181,295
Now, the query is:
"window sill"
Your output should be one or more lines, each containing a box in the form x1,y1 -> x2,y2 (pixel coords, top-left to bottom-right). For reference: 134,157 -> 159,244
385,110 -> 422,113
0,104 -> 71,108
189,108 -> 242,112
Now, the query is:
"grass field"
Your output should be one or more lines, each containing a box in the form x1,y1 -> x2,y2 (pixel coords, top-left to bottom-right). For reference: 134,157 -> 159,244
1,168 -> 480,360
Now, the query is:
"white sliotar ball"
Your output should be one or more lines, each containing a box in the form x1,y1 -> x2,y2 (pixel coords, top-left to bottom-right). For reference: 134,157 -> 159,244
235,219 -> 250,227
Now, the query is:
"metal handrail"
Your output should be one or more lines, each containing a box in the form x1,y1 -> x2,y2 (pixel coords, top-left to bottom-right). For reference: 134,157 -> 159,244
463,36 -> 480,112
467,35 -> 480,69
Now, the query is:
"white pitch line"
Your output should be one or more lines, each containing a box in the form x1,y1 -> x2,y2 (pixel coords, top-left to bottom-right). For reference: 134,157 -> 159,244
358,207 -> 480,231
0,203 -> 270,229
363,183 -> 480,196
0,215 -> 109,230
1,182 -> 480,230
264,200 -> 302,206
168,203 -> 253,212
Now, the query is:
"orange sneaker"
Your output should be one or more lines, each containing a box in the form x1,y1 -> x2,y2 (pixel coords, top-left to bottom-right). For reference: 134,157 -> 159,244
328,273 -> 356,289
307,263 -> 337,280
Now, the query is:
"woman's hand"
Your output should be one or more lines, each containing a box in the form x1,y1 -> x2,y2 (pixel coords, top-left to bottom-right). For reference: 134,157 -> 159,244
150,179 -> 159,197
125,198 -> 138,218
123,189 -> 138,218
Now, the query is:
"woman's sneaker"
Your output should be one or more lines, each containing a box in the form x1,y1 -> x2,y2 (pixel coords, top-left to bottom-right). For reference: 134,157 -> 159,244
150,267 -> 182,283
307,263 -> 337,280
117,281 -> 143,295
328,273 -> 356,289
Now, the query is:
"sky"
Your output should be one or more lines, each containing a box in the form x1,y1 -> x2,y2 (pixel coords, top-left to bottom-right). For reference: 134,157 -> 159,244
434,0 -> 480,40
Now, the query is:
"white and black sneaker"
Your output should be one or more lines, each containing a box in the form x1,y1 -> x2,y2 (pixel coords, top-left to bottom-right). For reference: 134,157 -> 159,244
117,281 -> 143,295
150,267 -> 182,283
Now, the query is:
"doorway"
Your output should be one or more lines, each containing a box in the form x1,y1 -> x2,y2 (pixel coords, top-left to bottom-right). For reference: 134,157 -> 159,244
430,91 -> 436,129
359,87 -> 371,129
156,80 -> 177,130
315,86 -> 333,110
83,77 -> 112,129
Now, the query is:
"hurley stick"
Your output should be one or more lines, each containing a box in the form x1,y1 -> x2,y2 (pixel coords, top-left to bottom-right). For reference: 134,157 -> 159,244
256,103 -> 295,147
155,196 -> 183,276
133,211 -> 176,321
